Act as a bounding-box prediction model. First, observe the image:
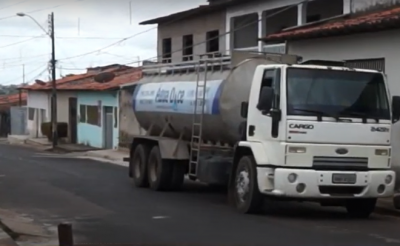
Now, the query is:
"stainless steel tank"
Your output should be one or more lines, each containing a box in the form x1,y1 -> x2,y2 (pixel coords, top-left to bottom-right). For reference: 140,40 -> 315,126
131,54 -> 298,146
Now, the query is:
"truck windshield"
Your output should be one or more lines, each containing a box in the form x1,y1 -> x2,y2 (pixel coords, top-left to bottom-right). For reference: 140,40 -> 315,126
286,68 -> 390,120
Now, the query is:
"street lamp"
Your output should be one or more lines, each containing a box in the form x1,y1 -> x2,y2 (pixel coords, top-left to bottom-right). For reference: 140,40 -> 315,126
17,12 -> 58,148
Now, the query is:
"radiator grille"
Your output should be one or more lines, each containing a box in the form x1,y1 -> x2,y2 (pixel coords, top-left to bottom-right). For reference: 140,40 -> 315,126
313,156 -> 368,171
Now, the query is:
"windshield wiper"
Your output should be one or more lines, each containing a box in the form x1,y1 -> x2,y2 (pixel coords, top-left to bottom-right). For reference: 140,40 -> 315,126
293,108 -> 345,122
338,111 -> 379,123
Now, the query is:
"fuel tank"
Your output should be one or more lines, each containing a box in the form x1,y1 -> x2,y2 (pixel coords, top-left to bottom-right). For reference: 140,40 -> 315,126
132,54 -> 297,145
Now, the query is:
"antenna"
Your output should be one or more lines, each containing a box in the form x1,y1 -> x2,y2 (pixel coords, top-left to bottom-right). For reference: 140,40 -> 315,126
22,64 -> 25,84
59,65 -> 63,77
129,1 -> 132,25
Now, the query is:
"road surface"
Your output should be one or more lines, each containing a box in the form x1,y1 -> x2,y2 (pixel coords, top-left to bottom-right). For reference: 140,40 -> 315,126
0,143 -> 399,246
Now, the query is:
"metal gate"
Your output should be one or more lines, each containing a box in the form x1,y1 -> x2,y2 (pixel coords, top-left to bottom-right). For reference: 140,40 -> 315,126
345,58 -> 385,72
10,106 -> 27,135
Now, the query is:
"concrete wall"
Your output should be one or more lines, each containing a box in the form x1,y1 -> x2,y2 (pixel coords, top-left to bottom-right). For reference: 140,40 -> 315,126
56,92 -> 76,124
349,0 -> 400,12
118,89 -> 146,148
287,29 -> 400,188
157,10 -> 226,63
77,91 -> 119,149
26,91 -> 50,137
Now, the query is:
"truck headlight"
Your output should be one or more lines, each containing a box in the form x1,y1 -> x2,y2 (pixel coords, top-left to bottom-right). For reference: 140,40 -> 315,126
288,146 -> 306,153
385,174 -> 393,184
375,149 -> 389,156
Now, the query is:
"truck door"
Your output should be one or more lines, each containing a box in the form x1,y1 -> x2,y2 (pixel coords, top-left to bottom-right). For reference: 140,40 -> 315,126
247,67 -> 282,142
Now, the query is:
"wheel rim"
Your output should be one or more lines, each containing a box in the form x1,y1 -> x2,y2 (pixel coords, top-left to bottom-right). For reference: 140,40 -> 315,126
236,166 -> 250,203
149,157 -> 158,182
133,155 -> 141,179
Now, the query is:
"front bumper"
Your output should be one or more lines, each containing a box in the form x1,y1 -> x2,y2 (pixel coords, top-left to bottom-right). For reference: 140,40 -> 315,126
257,167 -> 395,198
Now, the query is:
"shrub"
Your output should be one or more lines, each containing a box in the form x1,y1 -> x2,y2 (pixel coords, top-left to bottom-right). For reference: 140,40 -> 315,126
40,122 -> 68,141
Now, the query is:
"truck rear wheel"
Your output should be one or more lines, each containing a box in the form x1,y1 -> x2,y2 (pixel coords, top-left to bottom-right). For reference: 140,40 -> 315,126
131,144 -> 150,188
345,198 -> 376,218
233,155 -> 263,214
147,146 -> 173,191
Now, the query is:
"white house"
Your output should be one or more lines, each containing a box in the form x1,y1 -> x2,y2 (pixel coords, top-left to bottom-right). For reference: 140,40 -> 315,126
261,2 -> 400,188
225,0 -> 349,54
26,91 -> 50,138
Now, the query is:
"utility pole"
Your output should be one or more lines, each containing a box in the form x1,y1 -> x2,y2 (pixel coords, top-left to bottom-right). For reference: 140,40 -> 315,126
48,12 -> 58,148
22,64 -> 25,84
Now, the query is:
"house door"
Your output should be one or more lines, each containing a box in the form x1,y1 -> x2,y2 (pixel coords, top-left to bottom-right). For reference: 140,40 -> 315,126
103,106 -> 114,149
68,98 -> 78,144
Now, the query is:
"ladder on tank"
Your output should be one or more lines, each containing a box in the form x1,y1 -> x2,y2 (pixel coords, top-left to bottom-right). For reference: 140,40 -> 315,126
189,60 -> 209,178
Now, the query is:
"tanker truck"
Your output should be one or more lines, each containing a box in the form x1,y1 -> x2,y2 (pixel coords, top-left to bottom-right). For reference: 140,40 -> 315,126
123,52 -> 400,218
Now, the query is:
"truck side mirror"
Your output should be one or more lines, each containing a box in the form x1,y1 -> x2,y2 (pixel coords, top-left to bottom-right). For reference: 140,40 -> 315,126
392,96 -> 400,123
257,87 -> 273,114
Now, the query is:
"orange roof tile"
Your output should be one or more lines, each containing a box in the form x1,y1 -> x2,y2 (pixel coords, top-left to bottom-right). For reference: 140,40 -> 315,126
23,64 -> 140,91
0,92 -> 26,106
262,6 -> 400,42
54,70 -> 142,91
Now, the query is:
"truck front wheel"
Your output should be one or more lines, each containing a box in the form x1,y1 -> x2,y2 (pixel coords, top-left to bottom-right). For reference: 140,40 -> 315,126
131,144 -> 150,188
345,198 -> 376,218
233,155 -> 263,214
147,146 -> 173,191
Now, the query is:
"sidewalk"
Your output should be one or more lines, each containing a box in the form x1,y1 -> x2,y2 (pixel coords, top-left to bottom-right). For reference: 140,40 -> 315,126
79,149 -> 129,167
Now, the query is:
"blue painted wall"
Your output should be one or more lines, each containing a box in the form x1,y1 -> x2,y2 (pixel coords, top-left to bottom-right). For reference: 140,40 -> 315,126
77,91 -> 119,149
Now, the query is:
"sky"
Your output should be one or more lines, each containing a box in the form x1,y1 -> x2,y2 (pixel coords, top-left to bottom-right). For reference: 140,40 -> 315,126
0,0 -> 207,86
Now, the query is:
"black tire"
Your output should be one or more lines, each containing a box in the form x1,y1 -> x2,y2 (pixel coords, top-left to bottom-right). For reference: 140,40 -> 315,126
147,146 -> 173,191
130,144 -> 150,188
233,155 -> 263,214
169,161 -> 186,191
346,198 -> 376,218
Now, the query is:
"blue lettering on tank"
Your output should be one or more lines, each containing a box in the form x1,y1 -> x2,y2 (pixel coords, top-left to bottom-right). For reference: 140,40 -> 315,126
132,80 -> 223,115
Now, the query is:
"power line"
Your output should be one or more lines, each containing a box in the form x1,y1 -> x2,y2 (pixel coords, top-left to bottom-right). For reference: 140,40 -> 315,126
55,3 -> 220,61
58,1 -> 307,63
1,60 -> 48,69
0,35 -> 127,40
1,65 -> 47,85
0,1 -> 28,11
0,36 -> 44,49
0,53 -> 49,62
0,0 -> 89,21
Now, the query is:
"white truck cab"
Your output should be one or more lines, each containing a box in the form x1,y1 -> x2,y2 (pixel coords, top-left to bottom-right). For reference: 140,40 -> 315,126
233,63 -> 400,217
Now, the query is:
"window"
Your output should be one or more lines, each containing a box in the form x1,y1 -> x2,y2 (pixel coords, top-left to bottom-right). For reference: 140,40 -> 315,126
86,105 -> 99,125
182,34 -> 193,61
306,14 -> 321,23
286,68 -> 390,120
79,105 -> 86,123
232,13 -> 258,49
28,108 -> 35,120
206,30 -> 219,53
162,38 -> 172,63
259,69 -> 281,108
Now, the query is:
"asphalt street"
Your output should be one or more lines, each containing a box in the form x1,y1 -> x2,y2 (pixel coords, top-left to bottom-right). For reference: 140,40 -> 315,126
0,143 -> 399,246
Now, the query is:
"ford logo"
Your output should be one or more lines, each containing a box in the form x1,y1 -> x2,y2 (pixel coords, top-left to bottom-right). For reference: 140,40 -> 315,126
336,148 -> 348,155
